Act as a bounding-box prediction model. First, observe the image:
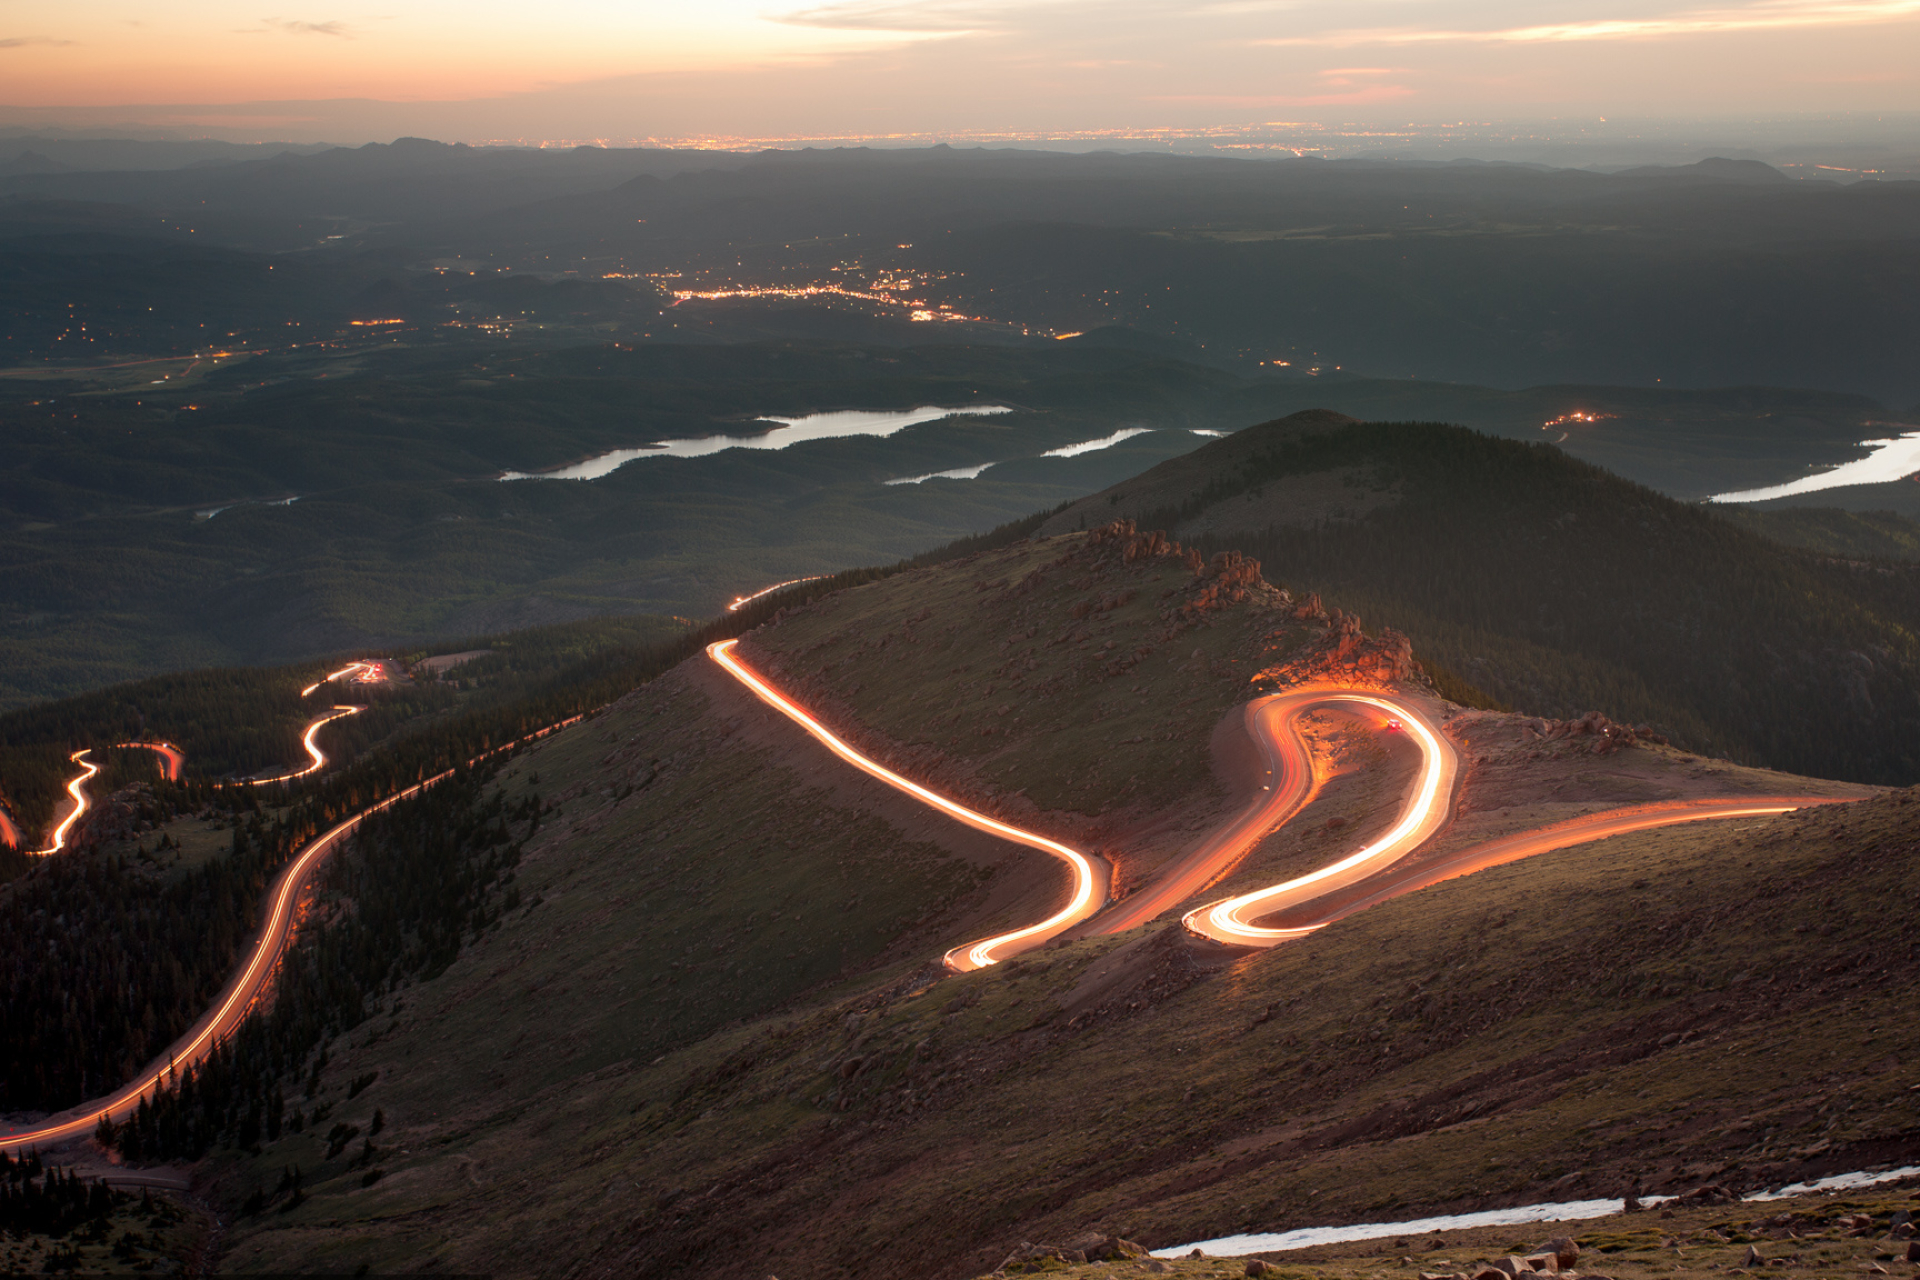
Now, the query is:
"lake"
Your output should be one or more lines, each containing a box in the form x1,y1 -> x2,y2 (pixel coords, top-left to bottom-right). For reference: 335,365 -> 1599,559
499,405 -> 1013,481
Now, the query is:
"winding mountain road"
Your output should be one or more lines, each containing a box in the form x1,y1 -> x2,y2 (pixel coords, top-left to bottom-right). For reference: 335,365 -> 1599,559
235,706 -> 363,786
0,703 -> 589,1155
33,749 -> 102,856
710,639 -> 1109,970
707,643 -> 1859,965
1097,690 -> 1457,936
8,664 -> 374,855
0,627 -> 1862,1153
0,771 -> 444,1153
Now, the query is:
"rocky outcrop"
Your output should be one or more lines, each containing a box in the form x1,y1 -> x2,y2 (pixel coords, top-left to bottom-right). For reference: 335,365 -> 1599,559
993,1232 -> 1146,1273
1254,603 -> 1419,688
1430,1236 -> 1586,1280
1519,711 -> 1669,753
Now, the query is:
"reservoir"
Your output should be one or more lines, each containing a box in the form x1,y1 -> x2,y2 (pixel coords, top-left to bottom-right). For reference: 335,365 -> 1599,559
500,405 -> 1013,481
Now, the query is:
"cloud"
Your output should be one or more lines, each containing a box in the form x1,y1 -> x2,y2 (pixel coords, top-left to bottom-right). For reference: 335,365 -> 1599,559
0,36 -> 75,48
1259,0 -> 1920,45
770,1 -> 1001,32
237,17 -> 354,37
1153,85 -> 1415,106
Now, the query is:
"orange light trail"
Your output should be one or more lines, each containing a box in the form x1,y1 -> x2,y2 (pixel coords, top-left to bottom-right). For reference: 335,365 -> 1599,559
1238,796 -> 1857,942
116,741 -> 185,782
237,707 -> 363,786
0,770 -> 440,1153
707,639 -> 1106,969
28,750 -> 102,857
726,575 -> 832,612
300,661 -> 370,698
0,707 -> 598,1155
1182,692 -> 1457,945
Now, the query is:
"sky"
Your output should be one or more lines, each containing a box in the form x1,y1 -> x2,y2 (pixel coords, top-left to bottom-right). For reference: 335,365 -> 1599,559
1,0 -> 1917,146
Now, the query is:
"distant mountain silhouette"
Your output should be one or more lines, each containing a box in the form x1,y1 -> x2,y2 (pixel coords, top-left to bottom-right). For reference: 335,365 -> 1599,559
0,150 -> 68,175
1614,156 -> 1791,183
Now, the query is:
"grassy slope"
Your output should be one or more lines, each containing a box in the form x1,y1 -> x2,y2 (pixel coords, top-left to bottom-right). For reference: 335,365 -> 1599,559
201,531 -> 1914,1279
737,533 -> 1312,876
211,751 -> 1920,1280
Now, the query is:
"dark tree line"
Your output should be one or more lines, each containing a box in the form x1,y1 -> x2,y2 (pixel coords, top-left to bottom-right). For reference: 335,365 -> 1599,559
100,767 -> 535,1166
0,804 -> 320,1112
0,1149 -> 126,1240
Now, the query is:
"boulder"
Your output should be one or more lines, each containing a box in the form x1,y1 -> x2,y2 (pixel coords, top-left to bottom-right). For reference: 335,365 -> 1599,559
1544,1236 -> 1580,1269
1245,1262 -> 1273,1277
1906,1241 -> 1920,1263
1744,1244 -> 1765,1267
1523,1252 -> 1560,1273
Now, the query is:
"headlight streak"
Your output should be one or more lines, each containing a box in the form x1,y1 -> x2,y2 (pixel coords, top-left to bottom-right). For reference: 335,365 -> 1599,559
29,750 -> 102,857
0,709 -> 595,1154
707,639 -> 1105,970
1183,692 -> 1454,945
233,706 -> 364,787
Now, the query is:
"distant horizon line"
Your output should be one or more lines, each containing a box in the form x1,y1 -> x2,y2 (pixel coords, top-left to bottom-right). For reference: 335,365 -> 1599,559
5,113 -> 1920,181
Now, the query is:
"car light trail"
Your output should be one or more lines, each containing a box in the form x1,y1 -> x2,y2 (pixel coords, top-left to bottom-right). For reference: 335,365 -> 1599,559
116,741 -> 185,781
27,750 -> 102,856
0,709 -> 598,1155
1252,796 -> 1855,941
237,707 -> 363,785
0,772 -> 438,1153
726,576 -> 832,613
300,661 -> 370,698
19,743 -> 188,857
1183,693 -> 1456,945
708,639 -> 1106,969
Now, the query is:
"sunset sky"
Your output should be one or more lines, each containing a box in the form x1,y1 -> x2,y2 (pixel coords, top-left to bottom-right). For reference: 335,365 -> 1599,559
3,0 -> 1917,144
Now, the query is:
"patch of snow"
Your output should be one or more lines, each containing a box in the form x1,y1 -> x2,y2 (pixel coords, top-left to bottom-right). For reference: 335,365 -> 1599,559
1158,1166 -> 1920,1259
501,406 -> 1013,480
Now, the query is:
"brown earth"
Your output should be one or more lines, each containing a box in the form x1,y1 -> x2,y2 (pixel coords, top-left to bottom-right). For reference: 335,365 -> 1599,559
187,527 -> 1916,1279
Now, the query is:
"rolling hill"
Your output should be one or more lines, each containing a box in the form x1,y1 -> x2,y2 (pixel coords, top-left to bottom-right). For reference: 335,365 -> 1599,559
1039,412 -> 1920,786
